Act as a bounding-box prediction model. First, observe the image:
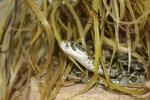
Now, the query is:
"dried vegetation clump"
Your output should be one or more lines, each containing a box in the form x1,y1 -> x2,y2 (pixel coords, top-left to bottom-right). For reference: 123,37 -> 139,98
0,0 -> 150,99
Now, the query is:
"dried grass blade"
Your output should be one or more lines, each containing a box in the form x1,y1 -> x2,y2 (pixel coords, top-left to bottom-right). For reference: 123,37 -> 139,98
0,0 -> 14,41
119,0 -> 125,20
27,0 -> 54,66
64,0 -> 86,48
50,4 -> 61,43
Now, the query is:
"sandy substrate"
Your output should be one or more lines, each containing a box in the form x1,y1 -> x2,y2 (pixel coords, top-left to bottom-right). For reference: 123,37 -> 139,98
56,84 -> 134,100
11,77 -> 150,100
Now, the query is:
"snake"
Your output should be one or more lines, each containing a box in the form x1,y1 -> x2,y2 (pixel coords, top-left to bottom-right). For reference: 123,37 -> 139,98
60,41 -> 146,85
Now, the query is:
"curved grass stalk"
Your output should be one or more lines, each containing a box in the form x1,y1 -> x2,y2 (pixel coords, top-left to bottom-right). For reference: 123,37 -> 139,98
0,0 -> 14,41
20,37 -> 40,73
146,31 -> 150,62
50,4 -> 61,43
100,20 -> 111,86
110,47 -> 116,67
92,0 -> 101,80
110,83 -> 148,95
119,0 -> 125,20
112,0 -> 120,47
138,0 -> 150,30
65,22 -> 71,40
68,1 -> 103,98
83,19 -> 92,36
29,26 -> 43,46
6,54 -> 24,100
27,0 -> 54,67
103,0 -> 150,25
103,36 -> 147,66
125,0 -> 139,52
47,53 -> 66,99
58,17 -> 68,31
4,4 -> 27,99
48,55 -> 72,100
0,26 -> 10,100
14,3 -> 27,39
0,1 -> 14,97
57,18 -> 74,41
64,0 -> 86,48
40,68 -> 60,100
109,0 -> 119,67
43,0 -> 48,17
82,0 -> 93,36
126,25 -> 132,72
40,53 -> 67,100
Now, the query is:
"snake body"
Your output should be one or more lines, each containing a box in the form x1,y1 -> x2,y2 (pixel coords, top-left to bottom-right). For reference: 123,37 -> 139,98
60,41 -> 146,85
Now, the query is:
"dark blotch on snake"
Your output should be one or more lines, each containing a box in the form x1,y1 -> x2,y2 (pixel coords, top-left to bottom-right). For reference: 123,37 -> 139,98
70,42 -> 76,51
75,43 -> 85,52
65,43 -> 69,48
129,76 -> 137,82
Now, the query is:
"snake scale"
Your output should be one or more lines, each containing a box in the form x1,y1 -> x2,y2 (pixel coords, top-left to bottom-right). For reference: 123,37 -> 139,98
60,41 -> 146,85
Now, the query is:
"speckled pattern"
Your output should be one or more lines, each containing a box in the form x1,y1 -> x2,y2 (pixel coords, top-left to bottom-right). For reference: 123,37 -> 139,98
60,41 -> 146,85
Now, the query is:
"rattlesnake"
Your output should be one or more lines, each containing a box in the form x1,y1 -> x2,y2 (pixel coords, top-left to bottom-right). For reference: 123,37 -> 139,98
60,41 -> 146,85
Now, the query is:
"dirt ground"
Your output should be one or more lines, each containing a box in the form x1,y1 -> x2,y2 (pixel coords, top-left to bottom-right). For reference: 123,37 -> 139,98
11,77 -> 150,100
56,84 -> 133,100
56,84 -> 150,100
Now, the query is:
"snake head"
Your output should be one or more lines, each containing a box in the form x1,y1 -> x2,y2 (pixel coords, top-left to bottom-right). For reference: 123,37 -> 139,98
60,41 -> 87,59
